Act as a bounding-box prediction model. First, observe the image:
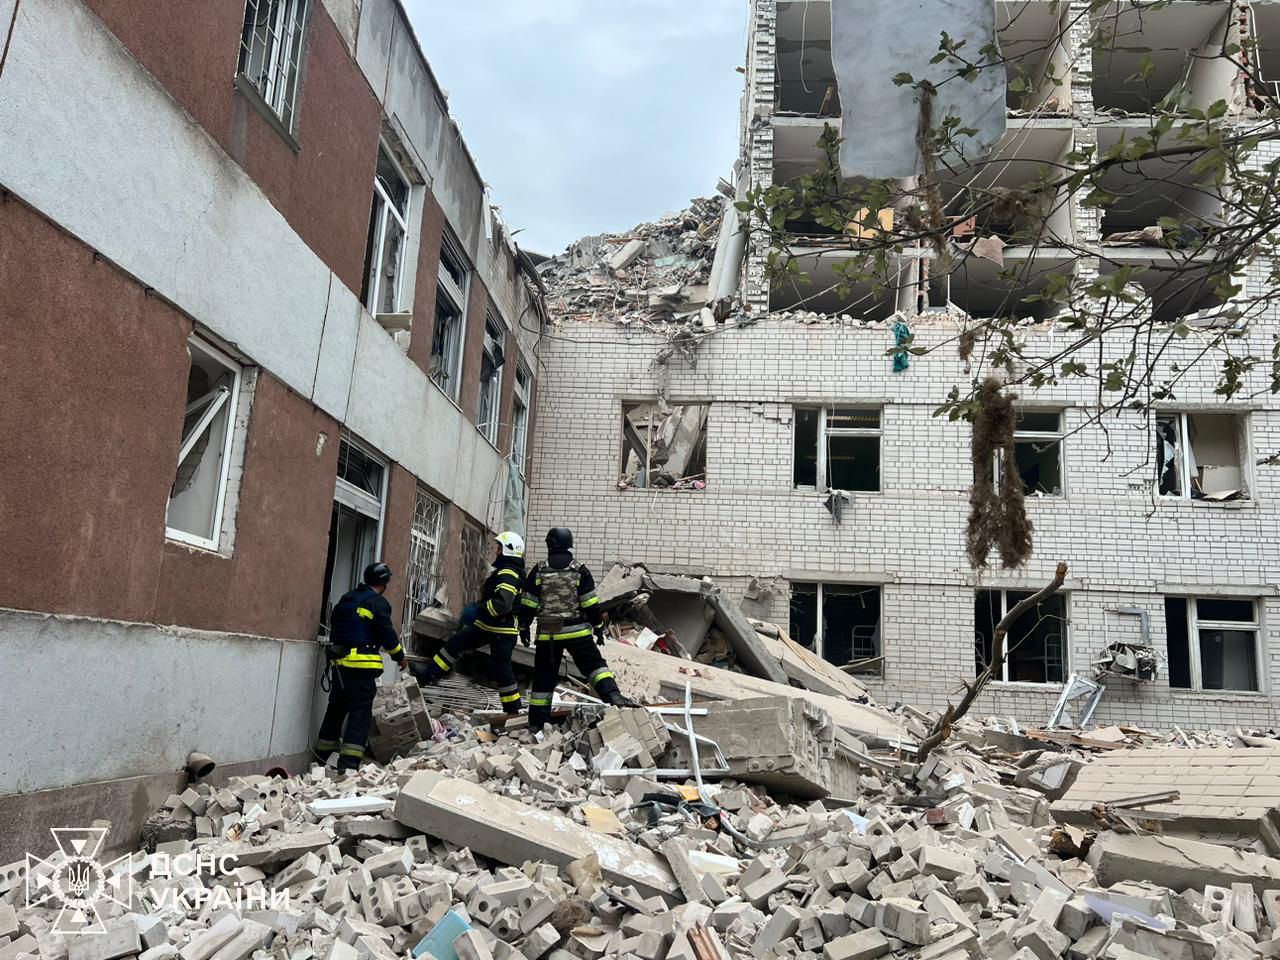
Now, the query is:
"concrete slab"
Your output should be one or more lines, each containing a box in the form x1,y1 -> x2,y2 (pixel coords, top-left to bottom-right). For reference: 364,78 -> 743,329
1054,748 -> 1280,852
513,640 -> 904,747
662,697 -> 860,799
1087,833 -> 1280,896
394,772 -> 677,900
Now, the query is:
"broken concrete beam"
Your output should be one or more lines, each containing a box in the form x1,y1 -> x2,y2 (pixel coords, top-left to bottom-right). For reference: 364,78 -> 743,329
1088,833 -> 1280,895
660,839 -> 708,906
395,772 -> 676,900
608,239 -> 646,272
662,697 -> 858,800
309,796 -> 395,817
202,831 -> 331,869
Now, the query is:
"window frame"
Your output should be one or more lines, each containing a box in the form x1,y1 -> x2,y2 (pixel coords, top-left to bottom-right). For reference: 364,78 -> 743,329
165,337 -> 244,552
512,363 -> 531,477
235,0 -> 310,134
363,142 -> 413,317
791,582 -> 883,670
793,405 -> 882,493
1173,596 -> 1262,693
977,588 -> 1070,685
333,434 -> 388,532
430,230 -> 470,402
1006,408 -> 1065,497
1155,411 -> 1249,501
476,313 -> 505,446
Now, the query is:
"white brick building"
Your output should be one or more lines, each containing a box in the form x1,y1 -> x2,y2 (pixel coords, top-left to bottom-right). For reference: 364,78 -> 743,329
529,0 -> 1280,728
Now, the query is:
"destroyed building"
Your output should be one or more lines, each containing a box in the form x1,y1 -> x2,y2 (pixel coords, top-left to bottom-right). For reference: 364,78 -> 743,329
528,1 -> 1280,730
0,0 -> 544,856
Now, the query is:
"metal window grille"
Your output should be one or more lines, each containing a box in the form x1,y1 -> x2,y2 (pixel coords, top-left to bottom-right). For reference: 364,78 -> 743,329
401,489 -> 446,641
238,0 -> 309,130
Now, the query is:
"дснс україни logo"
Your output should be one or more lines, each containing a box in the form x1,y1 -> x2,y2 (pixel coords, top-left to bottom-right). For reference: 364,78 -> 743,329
26,827 -> 139,934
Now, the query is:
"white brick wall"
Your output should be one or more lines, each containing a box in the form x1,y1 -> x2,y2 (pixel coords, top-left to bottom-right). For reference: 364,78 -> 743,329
525,2 -> 1280,730
528,319 -> 1280,728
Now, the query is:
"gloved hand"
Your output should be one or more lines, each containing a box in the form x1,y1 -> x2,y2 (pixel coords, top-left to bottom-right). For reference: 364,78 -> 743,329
519,626 -> 531,647
398,659 -> 409,672
594,625 -> 607,646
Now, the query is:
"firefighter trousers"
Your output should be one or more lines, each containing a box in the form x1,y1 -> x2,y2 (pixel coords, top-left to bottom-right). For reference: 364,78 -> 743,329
528,635 -> 621,729
316,666 -> 378,770
413,624 -> 522,714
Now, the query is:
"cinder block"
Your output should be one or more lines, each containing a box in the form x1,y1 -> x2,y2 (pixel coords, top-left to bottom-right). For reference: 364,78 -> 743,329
822,928 -> 891,960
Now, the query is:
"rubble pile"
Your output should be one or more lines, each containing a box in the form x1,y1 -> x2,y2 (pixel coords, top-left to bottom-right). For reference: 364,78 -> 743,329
537,197 -> 730,328
11,676 -> 1280,960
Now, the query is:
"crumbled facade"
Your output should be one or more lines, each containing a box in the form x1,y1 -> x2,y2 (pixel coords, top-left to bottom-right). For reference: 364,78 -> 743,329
0,0 -> 542,842
529,0 -> 1280,728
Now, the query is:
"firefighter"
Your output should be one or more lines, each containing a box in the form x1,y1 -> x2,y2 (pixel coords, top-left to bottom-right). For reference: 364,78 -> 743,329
412,532 -> 526,715
520,527 -> 627,729
316,561 -> 407,771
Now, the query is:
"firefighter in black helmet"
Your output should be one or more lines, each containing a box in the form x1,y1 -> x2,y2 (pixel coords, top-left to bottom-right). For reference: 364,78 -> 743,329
315,562 -> 406,771
519,527 -> 626,728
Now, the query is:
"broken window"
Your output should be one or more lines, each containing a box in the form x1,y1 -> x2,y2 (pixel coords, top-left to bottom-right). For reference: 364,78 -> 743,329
431,231 -> 469,402
511,364 -> 531,477
793,406 -> 880,492
790,583 -> 882,675
1155,412 -> 1248,501
320,435 -> 387,631
236,0 -> 309,131
620,402 -> 709,490
1003,410 -> 1063,497
360,144 -> 411,318
401,487 -> 446,641
1165,597 -> 1260,692
975,589 -> 1067,684
166,337 -> 244,550
476,313 -> 505,446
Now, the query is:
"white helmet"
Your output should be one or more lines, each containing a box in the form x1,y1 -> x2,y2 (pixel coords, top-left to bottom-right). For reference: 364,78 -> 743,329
496,531 -> 525,558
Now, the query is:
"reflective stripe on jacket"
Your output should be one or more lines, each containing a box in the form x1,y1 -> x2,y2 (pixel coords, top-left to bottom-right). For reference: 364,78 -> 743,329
330,584 -> 402,669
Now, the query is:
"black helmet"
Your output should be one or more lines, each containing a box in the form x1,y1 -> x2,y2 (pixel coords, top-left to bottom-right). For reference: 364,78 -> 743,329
546,527 -> 574,550
363,562 -> 392,586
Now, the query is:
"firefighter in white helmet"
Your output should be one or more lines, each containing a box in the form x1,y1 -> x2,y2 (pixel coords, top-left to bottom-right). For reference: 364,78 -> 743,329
412,531 -> 526,715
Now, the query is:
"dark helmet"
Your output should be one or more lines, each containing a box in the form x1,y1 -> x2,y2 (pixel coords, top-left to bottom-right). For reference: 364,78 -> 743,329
545,527 -> 574,550
363,562 -> 392,586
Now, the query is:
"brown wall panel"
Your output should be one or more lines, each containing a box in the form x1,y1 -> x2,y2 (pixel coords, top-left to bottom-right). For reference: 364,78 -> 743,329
458,279 -> 488,423
0,196 -> 189,622
152,375 -> 339,639
378,463 -> 416,634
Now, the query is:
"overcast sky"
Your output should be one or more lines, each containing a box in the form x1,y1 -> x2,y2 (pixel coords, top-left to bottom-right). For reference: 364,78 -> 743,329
406,1 -> 746,256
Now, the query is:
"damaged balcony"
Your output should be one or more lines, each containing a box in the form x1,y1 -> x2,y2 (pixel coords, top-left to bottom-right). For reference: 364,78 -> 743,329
1098,254 -> 1237,327
1250,1 -> 1280,106
940,122 -> 1076,247
1094,122 -> 1226,243
1092,0 -> 1237,115
773,1 -> 1072,120
999,0 -> 1074,114
935,247 -> 1076,323
775,1 -> 839,117
768,246 -> 899,318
